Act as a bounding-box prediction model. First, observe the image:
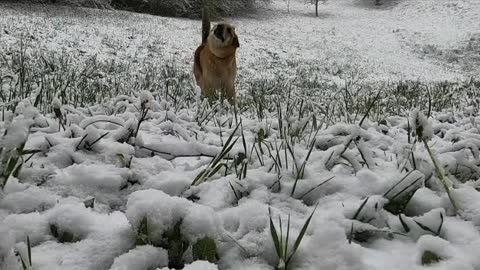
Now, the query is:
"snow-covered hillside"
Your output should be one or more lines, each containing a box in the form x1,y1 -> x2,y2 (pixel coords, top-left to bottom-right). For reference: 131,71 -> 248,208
1,0 -> 480,270
0,0 -> 479,83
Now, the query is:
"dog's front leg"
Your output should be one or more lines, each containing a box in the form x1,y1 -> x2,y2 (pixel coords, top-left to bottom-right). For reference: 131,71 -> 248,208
224,78 -> 236,104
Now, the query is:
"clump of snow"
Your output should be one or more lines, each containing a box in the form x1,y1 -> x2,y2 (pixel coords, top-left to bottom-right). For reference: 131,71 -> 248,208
405,187 -> 443,216
2,212 -> 50,244
52,97 -> 62,110
220,200 -> 269,238
135,134 -> 231,159
1,176 -> 28,194
452,186 -> 480,225
46,202 -> 100,240
0,225 -> 17,270
137,90 -> 163,112
109,245 -> 168,270
0,115 -> 32,153
13,100 -> 39,120
53,163 -> 130,190
383,170 -> 425,200
0,186 -> 59,214
389,208 -> 446,241
300,220 -> 365,270
31,201 -> 134,269
410,109 -> 433,142
219,257 -> 273,270
354,169 -> 389,196
79,115 -> 126,130
110,118 -> 137,143
126,189 -> 189,243
181,204 -> 221,243
436,113 -> 455,123
415,235 -> 471,268
143,170 -> 192,196
178,260 -> 218,270
126,189 -> 221,244
343,195 -> 389,228
139,90 -> 154,108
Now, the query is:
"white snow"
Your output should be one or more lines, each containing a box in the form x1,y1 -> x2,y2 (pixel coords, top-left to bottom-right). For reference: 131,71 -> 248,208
410,109 -> 434,142
109,245 -> 168,270
126,189 -> 221,244
180,261 -> 218,270
53,163 -> 130,190
52,98 -> 62,110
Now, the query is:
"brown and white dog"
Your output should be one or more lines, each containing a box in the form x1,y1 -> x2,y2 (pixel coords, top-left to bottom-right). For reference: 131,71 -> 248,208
193,7 -> 239,103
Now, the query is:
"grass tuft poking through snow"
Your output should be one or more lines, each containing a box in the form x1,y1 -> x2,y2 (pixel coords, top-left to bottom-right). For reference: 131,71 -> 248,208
268,206 -> 317,270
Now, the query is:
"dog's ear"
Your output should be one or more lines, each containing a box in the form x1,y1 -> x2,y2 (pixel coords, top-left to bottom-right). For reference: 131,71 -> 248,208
232,34 -> 240,48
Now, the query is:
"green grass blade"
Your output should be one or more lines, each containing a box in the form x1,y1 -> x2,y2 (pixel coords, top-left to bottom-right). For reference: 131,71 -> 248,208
27,235 -> 32,266
242,162 -> 248,179
359,88 -> 382,127
388,176 -> 423,202
286,205 -> 317,265
218,138 -> 239,161
279,216 -> 283,259
348,222 -> 354,244
298,176 -> 335,200
207,162 -> 227,178
222,122 -> 241,153
268,208 -> 282,258
414,220 -> 437,235
436,212 -> 444,236
383,170 -> 415,197
300,138 -> 317,173
352,196 -> 369,221
192,168 -> 208,186
240,119 -> 247,154
285,214 -> 290,260
229,182 -> 240,201
20,254 -> 27,270
21,149 -> 42,155
399,214 -> 410,233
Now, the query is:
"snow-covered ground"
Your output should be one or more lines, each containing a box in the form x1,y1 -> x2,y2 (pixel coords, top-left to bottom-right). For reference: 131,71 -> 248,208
1,0 -> 480,270
0,0 -> 479,83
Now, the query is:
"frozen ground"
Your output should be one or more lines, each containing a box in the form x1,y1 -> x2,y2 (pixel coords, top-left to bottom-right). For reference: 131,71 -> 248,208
1,0 -> 480,270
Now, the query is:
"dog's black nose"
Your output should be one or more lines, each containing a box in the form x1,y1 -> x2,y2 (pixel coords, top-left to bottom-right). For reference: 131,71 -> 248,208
214,24 -> 225,42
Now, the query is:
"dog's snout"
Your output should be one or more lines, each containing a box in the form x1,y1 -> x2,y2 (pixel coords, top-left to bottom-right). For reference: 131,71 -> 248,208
214,24 -> 225,42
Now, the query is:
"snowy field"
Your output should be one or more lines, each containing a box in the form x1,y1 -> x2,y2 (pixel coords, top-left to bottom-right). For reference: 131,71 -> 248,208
1,0 -> 480,269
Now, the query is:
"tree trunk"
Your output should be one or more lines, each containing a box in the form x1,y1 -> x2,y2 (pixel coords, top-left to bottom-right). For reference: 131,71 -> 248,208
315,0 -> 319,17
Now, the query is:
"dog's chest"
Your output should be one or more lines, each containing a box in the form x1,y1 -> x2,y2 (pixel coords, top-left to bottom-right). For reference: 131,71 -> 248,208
207,56 -> 235,76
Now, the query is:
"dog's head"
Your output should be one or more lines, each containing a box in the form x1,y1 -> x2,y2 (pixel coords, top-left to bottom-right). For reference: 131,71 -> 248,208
208,22 -> 239,50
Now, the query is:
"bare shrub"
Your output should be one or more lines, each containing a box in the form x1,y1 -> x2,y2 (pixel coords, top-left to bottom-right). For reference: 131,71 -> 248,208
5,0 -> 112,9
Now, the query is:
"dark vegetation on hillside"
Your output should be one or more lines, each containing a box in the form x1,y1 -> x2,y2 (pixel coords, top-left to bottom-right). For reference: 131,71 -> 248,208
5,0 -> 270,18
2,0 -> 111,9
110,0 -> 270,18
